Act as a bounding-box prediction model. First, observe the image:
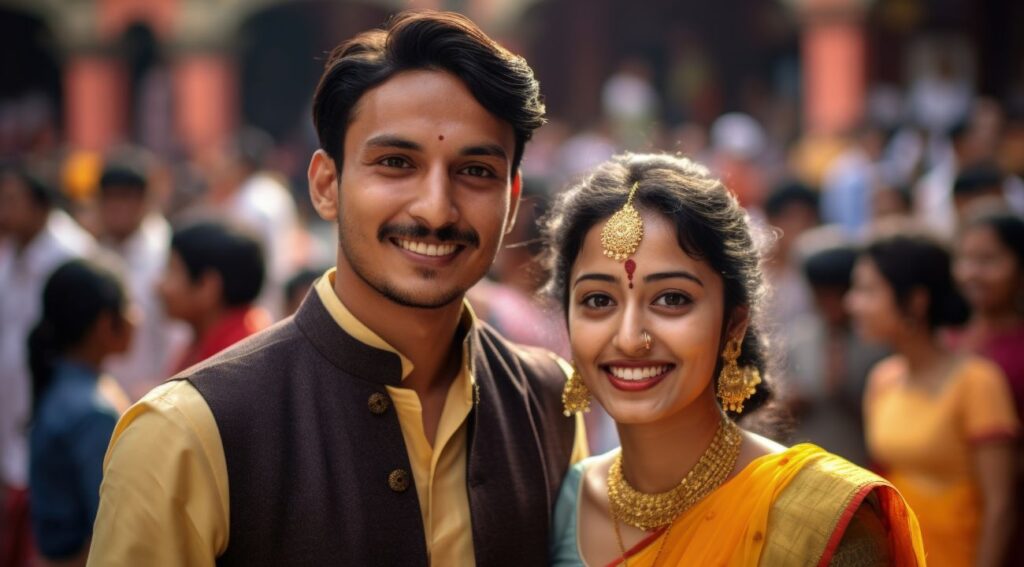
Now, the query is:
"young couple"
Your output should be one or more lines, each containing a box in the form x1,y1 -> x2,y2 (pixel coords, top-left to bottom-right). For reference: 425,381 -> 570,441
89,11 -> 925,566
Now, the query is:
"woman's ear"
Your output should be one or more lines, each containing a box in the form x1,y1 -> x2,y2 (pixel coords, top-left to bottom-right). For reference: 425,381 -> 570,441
308,150 -> 340,221
725,305 -> 751,345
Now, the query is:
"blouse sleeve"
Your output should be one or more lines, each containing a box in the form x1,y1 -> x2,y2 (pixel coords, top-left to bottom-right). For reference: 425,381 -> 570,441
961,358 -> 1020,443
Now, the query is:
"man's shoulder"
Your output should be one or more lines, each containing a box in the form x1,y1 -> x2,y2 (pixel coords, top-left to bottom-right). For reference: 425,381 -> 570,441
474,323 -> 569,389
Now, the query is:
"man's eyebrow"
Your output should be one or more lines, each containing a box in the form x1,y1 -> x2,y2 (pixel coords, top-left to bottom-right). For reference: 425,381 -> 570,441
573,273 -> 617,288
644,271 -> 704,287
459,144 -> 508,161
364,134 -> 422,151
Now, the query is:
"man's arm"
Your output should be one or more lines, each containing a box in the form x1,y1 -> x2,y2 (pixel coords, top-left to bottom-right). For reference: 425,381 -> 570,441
87,380 -> 229,566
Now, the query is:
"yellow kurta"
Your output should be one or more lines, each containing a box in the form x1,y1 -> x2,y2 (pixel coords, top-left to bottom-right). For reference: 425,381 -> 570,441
619,444 -> 926,566
88,269 -> 587,566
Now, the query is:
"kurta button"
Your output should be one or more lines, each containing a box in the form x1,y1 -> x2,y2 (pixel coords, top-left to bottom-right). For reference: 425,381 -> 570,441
388,468 -> 410,492
368,392 -> 390,415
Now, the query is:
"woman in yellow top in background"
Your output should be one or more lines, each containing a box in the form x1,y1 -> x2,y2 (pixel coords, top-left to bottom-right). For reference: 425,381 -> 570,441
847,229 -> 1018,567
545,153 -> 926,566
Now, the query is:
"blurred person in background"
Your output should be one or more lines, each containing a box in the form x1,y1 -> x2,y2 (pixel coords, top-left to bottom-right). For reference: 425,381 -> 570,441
871,182 -> 915,225
784,234 -> 888,466
0,166 -> 93,567
951,211 -> 1024,415
847,230 -> 1017,567
159,221 -> 270,373
709,112 -> 768,209
952,164 -> 1010,224
202,127 -> 301,320
27,259 -> 131,567
762,181 -> 820,328
282,267 -> 324,317
952,211 -> 1024,566
821,122 -> 889,237
95,159 -> 187,400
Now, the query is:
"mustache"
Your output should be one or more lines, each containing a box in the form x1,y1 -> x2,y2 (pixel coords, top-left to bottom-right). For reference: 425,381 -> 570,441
378,223 -> 480,248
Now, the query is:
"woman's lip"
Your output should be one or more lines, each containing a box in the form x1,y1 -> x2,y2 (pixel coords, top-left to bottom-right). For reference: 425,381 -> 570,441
603,365 -> 673,392
601,360 -> 674,368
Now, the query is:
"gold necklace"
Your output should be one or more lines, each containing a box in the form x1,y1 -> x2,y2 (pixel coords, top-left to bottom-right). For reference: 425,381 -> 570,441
608,416 -> 742,533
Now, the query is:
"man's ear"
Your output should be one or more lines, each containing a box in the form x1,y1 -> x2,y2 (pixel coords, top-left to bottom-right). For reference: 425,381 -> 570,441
197,270 -> 225,309
308,150 -> 340,221
504,172 -> 522,235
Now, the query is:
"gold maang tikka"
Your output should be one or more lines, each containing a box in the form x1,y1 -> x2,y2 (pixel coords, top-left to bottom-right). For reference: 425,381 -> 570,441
601,182 -> 644,262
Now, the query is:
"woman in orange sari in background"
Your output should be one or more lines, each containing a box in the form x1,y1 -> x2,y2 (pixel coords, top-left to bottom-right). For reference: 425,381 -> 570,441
847,229 -> 1018,567
545,153 -> 925,566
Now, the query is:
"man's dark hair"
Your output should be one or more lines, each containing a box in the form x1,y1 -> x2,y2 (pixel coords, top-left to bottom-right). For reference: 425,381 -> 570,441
312,10 -> 545,175
953,163 -> 1004,198
99,163 -> 147,196
803,245 -> 858,290
764,181 -> 819,220
171,221 -> 265,307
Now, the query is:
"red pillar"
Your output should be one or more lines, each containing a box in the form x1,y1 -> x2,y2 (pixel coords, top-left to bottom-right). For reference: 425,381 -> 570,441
800,0 -> 867,135
173,53 -> 237,157
64,55 -> 127,151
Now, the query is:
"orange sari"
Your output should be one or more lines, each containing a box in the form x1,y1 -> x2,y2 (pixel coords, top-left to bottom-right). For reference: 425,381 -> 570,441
613,444 -> 926,566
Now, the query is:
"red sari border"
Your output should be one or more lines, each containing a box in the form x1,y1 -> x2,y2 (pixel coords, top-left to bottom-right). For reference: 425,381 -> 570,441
815,481 -> 885,567
605,527 -> 668,567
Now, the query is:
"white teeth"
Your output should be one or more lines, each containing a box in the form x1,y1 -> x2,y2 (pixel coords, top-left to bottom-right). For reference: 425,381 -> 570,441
608,365 -> 670,381
397,239 -> 457,257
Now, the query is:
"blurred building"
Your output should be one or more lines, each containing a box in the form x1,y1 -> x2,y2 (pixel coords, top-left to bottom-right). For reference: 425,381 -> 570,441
1,0 -> 1022,159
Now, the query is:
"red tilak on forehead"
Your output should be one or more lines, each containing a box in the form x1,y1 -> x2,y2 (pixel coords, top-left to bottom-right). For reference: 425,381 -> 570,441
438,135 -> 445,141
625,258 -> 636,289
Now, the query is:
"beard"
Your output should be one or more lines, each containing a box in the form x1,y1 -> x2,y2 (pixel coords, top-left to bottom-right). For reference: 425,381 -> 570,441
337,220 -> 478,310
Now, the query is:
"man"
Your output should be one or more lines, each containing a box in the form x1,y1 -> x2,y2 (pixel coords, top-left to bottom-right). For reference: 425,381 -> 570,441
0,166 -> 93,566
96,160 -> 187,400
89,11 -> 584,566
159,221 -> 270,372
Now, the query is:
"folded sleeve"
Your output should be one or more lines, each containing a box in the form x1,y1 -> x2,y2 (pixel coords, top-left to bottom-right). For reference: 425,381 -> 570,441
961,358 -> 1020,443
87,380 -> 229,567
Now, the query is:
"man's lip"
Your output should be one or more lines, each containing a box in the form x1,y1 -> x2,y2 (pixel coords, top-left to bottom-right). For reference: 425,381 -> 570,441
389,238 -> 465,265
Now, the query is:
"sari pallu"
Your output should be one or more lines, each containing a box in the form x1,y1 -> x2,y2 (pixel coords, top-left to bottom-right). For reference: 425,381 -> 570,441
610,445 -> 926,566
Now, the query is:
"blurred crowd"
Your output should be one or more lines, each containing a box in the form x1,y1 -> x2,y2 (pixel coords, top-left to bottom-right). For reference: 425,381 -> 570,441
2,39 -> 1024,566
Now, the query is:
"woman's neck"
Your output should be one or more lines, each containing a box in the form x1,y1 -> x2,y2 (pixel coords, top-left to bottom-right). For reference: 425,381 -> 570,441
893,329 -> 947,375
970,309 -> 1024,334
614,387 -> 724,493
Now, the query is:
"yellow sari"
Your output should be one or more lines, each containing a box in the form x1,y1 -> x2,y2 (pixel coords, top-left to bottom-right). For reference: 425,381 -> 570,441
615,444 -> 926,566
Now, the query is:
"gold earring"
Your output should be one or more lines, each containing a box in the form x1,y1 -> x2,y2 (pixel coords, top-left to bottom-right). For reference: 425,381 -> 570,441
562,364 -> 591,416
717,337 -> 761,413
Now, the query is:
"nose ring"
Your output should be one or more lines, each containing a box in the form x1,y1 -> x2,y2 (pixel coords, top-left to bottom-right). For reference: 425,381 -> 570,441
640,331 -> 653,351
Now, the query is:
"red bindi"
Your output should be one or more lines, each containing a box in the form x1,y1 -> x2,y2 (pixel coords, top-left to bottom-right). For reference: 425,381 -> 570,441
438,135 -> 445,141
624,259 -> 636,289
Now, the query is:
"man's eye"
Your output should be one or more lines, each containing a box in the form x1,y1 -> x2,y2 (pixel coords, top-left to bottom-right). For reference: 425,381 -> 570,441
582,294 -> 615,309
461,165 -> 494,178
380,157 -> 411,168
653,292 -> 692,307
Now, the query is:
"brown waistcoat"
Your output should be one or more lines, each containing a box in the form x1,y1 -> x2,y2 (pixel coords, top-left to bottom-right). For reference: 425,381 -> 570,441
181,290 -> 576,566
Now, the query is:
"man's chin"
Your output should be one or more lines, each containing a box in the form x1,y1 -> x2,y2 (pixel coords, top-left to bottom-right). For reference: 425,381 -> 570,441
376,283 -> 466,310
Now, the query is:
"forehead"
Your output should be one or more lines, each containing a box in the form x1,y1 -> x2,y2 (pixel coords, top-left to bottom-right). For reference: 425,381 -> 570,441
343,69 -> 515,156
572,209 -> 723,287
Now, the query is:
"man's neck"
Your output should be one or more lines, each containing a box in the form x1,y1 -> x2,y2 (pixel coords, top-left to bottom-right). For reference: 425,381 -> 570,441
332,265 -> 466,394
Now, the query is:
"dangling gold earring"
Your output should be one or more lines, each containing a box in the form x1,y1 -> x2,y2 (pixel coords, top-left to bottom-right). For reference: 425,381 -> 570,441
562,364 -> 591,416
716,337 -> 761,413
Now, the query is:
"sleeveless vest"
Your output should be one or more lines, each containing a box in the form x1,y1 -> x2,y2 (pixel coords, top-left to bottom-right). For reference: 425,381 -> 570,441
182,290 -> 576,566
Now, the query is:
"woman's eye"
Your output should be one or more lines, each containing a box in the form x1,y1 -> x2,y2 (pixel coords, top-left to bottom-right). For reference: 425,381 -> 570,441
582,294 -> 615,309
380,157 -> 411,168
461,165 -> 494,178
653,292 -> 692,307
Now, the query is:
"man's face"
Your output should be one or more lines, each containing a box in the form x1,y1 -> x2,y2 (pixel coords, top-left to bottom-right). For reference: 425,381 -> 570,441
330,70 -> 518,309
0,174 -> 45,241
99,185 -> 147,242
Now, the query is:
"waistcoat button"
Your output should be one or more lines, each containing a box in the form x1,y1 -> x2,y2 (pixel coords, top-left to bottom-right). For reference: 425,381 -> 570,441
368,392 -> 391,415
388,468 -> 410,492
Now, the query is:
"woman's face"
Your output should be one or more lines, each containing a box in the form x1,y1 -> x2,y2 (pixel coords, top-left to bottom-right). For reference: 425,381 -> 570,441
844,257 -> 906,344
568,210 -> 733,425
954,225 -> 1022,314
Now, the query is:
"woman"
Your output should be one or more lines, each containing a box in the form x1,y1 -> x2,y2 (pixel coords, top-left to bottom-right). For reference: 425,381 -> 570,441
951,211 -> 1024,415
847,230 -> 1018,567
545,153 -> 925,566
28,259 -> 132,566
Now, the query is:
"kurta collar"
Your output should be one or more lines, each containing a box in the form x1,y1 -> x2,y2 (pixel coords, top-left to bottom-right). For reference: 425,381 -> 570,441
300,268 -> 477,386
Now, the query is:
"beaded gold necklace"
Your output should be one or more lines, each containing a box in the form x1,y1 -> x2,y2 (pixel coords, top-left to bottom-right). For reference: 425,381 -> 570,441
608,416 -> 742,533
